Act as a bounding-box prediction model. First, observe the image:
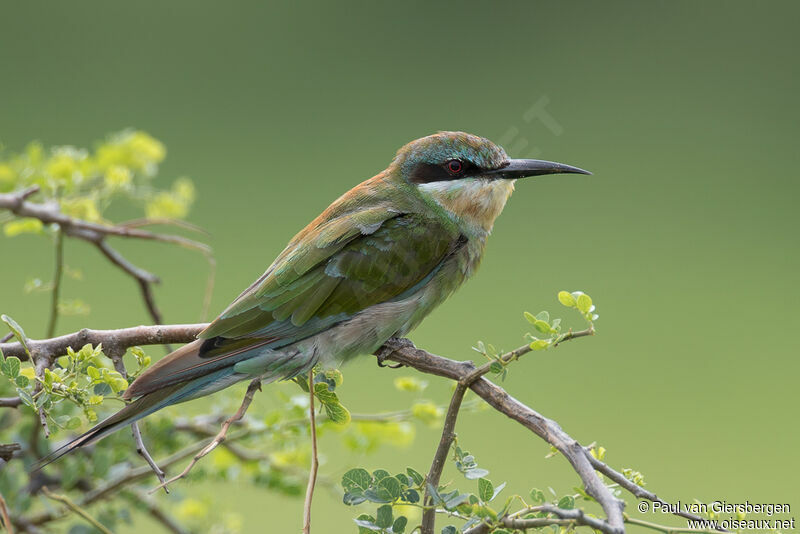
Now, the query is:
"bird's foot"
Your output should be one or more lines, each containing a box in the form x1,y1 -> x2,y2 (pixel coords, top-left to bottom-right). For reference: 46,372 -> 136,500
375,337 -> 413,368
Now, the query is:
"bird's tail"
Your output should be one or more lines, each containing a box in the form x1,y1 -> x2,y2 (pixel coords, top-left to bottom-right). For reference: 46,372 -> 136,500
35,382 -> 184,469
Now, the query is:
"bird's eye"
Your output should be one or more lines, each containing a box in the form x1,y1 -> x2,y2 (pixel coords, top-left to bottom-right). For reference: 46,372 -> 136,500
446,159 -> 464,175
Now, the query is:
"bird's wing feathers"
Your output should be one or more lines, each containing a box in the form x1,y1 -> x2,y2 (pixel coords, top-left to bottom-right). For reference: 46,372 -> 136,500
124,205 -> 461,399
202,208 -> 461,339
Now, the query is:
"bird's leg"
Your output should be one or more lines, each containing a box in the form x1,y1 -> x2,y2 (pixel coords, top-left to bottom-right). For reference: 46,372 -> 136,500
374,337 -> 412,368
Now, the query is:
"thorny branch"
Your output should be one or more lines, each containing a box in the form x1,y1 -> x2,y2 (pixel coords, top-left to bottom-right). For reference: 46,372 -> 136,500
0,324 -> 717,534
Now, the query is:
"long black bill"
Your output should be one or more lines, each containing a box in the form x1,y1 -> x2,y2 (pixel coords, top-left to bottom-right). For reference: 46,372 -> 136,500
489,158 -> 591,179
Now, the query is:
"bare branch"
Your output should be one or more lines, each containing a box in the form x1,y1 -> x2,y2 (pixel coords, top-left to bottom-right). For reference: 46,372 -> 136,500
0,443 -> 21,462
0,323 -> 206,361
0,187 -> 211,253
465,504 -> 618,534
149,378 -> 263,493
0,398 -> 22,408
421,382 -> 468,534
45,229 -> 64,338
303,370 -> 319,534
40,486 -> 112,534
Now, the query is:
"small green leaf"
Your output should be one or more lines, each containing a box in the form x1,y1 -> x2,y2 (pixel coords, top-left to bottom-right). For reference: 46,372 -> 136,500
558,291 -> 576,307
324,400 -> 351,424
406,467 -> 424,486
524,311 -> 537,324
14,375 -> 29,387
392,516 -> 408,534
530,488 -> 545,503
576,293 -> 592,313
17,388 -> 35,409
442,526 -> 458,534
2,356 -> 20,378
87,366 -> 100,380
444,493 -> 470,509
464,467 -> 489,480
342,468 -> 372,493
1,315 -> 31,355
533,320 -> 552,334
529,339 -> 550,351
478,478 -> 494,502
375,475 -> 401,501
403,488 -> 420,503
375,504 -> 393,528
558,495 -> 575,509
489,361 -> 503,374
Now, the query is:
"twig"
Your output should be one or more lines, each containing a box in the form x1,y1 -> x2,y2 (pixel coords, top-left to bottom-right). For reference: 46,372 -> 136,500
588,456 -> 726,531
0,333 -> 13,344
45,228 -> 64,339
109,351 -> 168,491
149,378 -> 263,493
420,382 -> 468,534
0,398 -> 21,408
303,369 -> 319,534
118,217 -> 210,235
464,504 -> 616,534
0,492 -> 13,534
40,486 -> 112,534
624,514 -> 727,534
131,423 -> 167,490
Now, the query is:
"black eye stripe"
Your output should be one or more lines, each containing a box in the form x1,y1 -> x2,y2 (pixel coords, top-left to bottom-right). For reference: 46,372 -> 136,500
409,161 -> 482,184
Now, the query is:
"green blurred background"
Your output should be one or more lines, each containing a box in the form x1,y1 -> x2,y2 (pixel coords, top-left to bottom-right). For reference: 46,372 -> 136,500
2,1 -> 798,532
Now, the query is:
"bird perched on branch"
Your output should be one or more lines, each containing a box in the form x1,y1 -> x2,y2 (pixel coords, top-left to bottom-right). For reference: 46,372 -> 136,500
44,131 -> 589,462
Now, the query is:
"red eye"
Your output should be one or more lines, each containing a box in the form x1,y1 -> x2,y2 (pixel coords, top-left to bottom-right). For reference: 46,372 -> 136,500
446,159 -> 463,175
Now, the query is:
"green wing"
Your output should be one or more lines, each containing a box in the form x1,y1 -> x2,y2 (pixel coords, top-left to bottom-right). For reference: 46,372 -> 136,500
199,209 -> 462,346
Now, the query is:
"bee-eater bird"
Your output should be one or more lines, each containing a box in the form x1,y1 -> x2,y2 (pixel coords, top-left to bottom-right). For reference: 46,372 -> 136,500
45,131 -> 589,462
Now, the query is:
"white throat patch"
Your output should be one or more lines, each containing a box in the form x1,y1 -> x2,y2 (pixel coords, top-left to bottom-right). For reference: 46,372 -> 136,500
418,178 -> 515,233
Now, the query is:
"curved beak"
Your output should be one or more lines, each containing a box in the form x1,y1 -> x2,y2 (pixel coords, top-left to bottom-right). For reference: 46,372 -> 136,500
489,158 -> 592,179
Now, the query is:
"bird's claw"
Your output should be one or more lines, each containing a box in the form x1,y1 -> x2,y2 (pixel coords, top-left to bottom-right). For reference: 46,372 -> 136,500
375,337 -> 411,368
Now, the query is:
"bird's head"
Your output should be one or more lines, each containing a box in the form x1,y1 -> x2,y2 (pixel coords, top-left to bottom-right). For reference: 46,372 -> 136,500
392,131 -> 590,234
